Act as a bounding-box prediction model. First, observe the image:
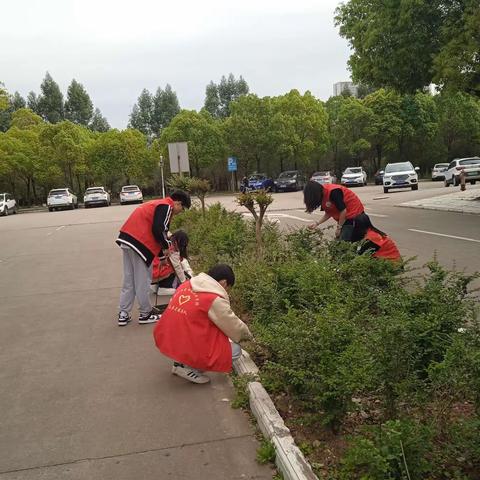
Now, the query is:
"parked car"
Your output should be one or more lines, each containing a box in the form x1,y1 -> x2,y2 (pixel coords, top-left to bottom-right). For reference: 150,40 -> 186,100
443,157 -> 480,187
310,171 -> 336,184
374,170 -> 384,185
0,193 -> 17,216
247,174 -> 275,191
83,186 -> 111,208
340,167 -> 368,187
431,163 -> 449,181
274,170 -> 306,192
120,185 -> 143,204
382,162 -> 419,193
47,188 -> 78,211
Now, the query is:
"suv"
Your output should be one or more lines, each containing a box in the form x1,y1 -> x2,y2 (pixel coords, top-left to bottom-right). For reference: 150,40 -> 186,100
443,157 -> 480,187
83,187 -> 111,208
341,167 -> 367,187
431,163 -> 449,181
382,162 -> 419,193
311,171 -> 336,184
0,193 -> 17,216
47,188 -> 78,211
274,170 -> 306,192
120,185 -> 143,205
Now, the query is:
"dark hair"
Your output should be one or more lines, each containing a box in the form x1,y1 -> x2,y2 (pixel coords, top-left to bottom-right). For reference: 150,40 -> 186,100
351,213 -> 387,242
303,181 -> 324,213
170,190 -> 191,209
207,264 -> 235,287
171,230 -> 189,258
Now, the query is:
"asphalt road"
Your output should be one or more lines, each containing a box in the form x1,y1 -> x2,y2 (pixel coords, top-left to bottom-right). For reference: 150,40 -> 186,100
208,181 -> 480,277
0,207 -> 271,479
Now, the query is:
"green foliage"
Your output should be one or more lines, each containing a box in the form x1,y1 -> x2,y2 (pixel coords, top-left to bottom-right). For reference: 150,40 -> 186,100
89,108 -> 110,132
230,373 -> 256,410
128,88 -> 153,136
203,73 -> 249,118
151,84 -> 180,136
37,72 -> 64,123
64,79 -> 94,126
256,439 -> 276,464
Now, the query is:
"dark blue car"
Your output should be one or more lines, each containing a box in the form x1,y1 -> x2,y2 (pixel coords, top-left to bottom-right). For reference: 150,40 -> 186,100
247,174 -> 275,191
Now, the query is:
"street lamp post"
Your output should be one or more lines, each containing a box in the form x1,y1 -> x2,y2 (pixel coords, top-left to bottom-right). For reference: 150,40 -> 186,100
159,155 -> 166,198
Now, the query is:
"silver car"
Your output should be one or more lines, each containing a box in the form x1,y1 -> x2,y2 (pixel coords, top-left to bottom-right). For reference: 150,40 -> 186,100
120,185 -> 143,205
443,157 -> 480,187
84,187 -> 111,208
0,193 -> 17,216
47,188 -> 78,211
431,163 -> 449,181
311,171 -> 336,184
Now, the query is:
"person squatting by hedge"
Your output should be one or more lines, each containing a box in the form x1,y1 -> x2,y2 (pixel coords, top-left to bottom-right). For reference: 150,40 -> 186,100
116,190 -> 191,327
303,180 -> 370,242
151,230 -> 193,290
153,264 -> 252,384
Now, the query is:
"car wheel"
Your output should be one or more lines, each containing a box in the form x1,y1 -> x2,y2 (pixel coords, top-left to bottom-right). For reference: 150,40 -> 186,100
13,206 -> 17,214
383,187 -> 389,194
471,180 -> 476,185
48,207 -> 53,212
412,184 -> 418,191
69,202 -> 74,210
75,202 -> 79,209
452,176 -> 458,187
444,178 -> 449,187
4,207 -> 8,216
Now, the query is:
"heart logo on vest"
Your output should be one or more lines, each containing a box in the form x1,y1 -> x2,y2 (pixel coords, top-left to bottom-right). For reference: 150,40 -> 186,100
178,295 -> 191,306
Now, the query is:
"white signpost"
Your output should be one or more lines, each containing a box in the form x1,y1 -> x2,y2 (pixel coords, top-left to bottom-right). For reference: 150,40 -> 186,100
167,142 -> 190,175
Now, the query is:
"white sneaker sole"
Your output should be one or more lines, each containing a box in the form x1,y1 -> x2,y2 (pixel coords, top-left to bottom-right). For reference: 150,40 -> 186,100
138,315 -> 160,324
172,366 -> 210,384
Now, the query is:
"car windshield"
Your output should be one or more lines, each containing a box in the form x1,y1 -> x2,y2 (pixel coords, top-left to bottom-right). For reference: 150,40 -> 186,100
459,158 -> 480,166
385,163 -> 413,173
278,171 -> 297,179
434,164 -> 449,168
249,175 -> 265,181
313,172 -> 330,177
122,186 -> 139,192
86,188 -> 104,194
49,189 -> 68,196
344,168 -> 362,174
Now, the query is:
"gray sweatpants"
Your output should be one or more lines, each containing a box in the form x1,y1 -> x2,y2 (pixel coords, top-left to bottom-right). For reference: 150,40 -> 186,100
119,246 -> 152,315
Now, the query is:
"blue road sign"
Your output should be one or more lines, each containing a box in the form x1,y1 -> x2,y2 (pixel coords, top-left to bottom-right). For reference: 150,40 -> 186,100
227,157 -> 237,172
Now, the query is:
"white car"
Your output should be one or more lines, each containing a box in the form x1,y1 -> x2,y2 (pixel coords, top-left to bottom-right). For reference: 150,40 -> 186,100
83,187 -> 111,208
120,185 -> 143,205
341,167 -> 367,187
443,157 -> 480,187
383,162 -> 419,193
311,171 -> 336,184
0,193 -> 17,216
47,188 -> 78,211
431,163 -> 449,181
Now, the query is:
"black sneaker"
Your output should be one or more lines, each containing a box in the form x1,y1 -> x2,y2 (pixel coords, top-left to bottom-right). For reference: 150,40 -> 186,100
118,311 -> 131,327
138,311 -> 160,324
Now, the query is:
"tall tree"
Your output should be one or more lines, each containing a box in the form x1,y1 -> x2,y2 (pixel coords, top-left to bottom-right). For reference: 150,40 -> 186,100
64,79 -> 94,126
203,74 -> 249,118
89,108 -> 110,132
11,92 -> 26,110
37,72 -> 64,123
27,91 -> 40,114
128,89 -> 153,136
151,84 -> 180,135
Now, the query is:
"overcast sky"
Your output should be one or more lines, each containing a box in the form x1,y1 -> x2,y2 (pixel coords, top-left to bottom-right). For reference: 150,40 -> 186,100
0,0 -> 352,129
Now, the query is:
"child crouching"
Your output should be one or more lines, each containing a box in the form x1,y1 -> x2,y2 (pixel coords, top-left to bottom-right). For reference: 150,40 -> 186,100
153,264 -> 251,384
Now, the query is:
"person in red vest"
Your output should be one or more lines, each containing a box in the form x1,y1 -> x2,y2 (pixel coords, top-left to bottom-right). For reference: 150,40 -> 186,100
151,230 -> 193,288
304,180 -> 369,241
153,264 -> 252,384
116,190 -> 191,327
352,215 -> 401,262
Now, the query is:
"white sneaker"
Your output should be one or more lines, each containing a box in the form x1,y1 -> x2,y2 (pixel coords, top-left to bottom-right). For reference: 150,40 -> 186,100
171,364 -> 210,384
138,311 -> 160,324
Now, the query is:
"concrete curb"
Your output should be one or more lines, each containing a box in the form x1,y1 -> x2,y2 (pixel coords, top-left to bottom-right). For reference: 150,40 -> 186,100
233,350 -> 318,480
397,203 -> 480,215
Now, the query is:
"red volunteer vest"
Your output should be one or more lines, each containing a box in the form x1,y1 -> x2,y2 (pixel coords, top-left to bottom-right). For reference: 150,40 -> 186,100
118,198 -> 174,265
152,256 -> 174,281
321,184 -> 364,221
365,229 -> 401,261
153,281 -> 232,372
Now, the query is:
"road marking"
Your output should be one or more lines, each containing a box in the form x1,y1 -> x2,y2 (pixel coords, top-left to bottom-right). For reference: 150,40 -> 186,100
365,212 -> 388,218
408,229 -> 480,244
47,225 -> 66,236
56,225 -> 65,231
267,213 -> 310,223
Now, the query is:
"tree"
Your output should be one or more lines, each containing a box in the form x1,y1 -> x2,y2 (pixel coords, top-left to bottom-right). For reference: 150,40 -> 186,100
10,109 -> 43,130
27,91 -> 40,114
363,89 -> 403,171
435,91 -> 480,160
0,89 -> 27,132
128,89 -> 153,136
64,79 -> 94,126
37,72 -> 65,123
11,92 -> 26,110
0,84 -> 8,111
203,74 -> 249,118
159,110 -> 226,177
151,84 -> 180,136
89,108 -> 110,132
